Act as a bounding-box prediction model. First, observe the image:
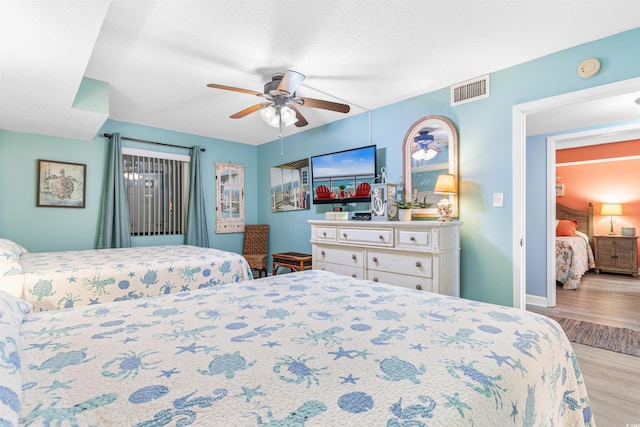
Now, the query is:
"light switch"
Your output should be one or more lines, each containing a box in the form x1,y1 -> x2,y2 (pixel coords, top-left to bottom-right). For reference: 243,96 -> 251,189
493,192 -> 504,208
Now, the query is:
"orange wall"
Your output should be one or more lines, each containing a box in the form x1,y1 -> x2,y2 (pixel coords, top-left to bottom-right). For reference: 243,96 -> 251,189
556,139 -> 640,268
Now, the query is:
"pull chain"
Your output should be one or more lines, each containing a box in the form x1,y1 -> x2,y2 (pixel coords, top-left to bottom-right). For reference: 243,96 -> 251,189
279,112 -> 284,156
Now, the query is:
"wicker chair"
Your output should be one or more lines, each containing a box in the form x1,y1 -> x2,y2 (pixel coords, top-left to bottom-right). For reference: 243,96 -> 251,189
242,224 -> 269,278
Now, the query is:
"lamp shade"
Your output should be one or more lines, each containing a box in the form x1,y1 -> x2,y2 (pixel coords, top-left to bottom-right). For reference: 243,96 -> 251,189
600,203 -> 622,216
434,174 -> 457,194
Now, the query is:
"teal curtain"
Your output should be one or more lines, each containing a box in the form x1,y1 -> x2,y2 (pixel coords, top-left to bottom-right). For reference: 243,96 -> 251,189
185,146 -> 209,247
97,133 -> 132,248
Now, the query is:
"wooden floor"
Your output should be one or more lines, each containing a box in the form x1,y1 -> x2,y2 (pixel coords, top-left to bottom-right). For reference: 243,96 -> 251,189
528,271 -> 640,331
528,271 -> 640,426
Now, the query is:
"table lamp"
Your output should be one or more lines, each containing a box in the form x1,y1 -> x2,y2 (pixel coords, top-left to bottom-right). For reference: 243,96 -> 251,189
434,174 -> 457,221
600,203 -> 622,235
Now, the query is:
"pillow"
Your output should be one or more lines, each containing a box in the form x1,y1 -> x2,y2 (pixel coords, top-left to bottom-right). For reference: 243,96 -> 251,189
0,258 -> 21,277
0,239 -> 27,277
556,219 -> 578,236
574,230 -> 590,246
0,239 -> 28,258
0,290 -> 31,426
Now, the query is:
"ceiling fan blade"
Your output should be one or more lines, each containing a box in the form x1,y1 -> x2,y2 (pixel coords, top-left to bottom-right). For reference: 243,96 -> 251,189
277,70 -> 306,95
207,83 -> 263,97
298,97 -> 350,113
230,102 -> 272,119
288,105 -> 309,127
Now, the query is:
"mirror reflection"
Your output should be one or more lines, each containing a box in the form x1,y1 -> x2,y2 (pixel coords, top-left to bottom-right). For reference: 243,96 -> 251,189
402,116 -> 458,218
270,158 -> 310,212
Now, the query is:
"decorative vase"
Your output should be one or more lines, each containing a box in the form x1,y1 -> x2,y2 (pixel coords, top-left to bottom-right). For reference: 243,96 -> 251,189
398,209 -> 412,222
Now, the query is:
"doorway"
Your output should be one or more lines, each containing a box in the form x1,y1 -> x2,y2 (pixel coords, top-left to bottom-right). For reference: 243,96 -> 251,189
512,76 -> 640,309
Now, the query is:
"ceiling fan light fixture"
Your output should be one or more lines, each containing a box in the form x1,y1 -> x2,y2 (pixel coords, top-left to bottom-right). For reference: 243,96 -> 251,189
412,148 -> 438,161
411,136 -> 438,161
260,105 -> 297,128
280,106 -> 298,126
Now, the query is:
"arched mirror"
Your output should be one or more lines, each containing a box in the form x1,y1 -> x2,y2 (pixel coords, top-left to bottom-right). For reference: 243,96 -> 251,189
402,115 -> 458,218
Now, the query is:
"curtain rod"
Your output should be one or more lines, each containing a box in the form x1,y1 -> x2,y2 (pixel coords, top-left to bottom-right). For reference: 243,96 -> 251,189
103,133 -> 205,152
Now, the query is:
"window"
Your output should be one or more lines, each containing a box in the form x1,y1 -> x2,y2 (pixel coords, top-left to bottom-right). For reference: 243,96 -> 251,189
123,148 -> 190,236
215,162 -> 245,233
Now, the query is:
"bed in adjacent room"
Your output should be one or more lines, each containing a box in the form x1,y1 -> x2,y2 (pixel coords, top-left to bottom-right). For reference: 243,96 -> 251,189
2,269 -> 594,426
555,202 -> 596,290
0,239 -> 253,311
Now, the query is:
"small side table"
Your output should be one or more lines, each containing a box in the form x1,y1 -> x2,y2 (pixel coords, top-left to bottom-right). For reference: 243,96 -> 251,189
272,252 -> 312,275
594,235 -> 638,277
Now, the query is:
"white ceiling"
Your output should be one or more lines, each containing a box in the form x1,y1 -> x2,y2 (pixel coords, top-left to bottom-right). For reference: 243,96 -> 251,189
1,0 -> 639,145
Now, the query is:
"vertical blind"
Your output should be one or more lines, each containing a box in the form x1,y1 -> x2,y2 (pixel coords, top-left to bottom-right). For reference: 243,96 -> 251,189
122,151 -> 190,236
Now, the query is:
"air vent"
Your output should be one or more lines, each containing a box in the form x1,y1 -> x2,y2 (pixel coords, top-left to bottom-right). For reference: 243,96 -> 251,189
451,74 -> 490,106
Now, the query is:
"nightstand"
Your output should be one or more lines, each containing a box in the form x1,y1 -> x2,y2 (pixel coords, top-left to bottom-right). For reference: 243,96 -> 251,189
594,235 -> 638,277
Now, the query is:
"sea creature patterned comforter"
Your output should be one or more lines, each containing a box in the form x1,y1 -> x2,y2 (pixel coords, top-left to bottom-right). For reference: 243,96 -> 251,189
15,270 -> 593,426
18,245 -> 253,311
556,234 -> 595,290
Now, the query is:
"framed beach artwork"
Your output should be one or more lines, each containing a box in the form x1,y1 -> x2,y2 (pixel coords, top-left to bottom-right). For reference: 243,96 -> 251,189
37,159 -> 86,208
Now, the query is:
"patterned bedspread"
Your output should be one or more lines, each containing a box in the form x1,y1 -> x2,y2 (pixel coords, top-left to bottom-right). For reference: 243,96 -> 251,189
18,245 -> 253,311
556,234 -> 595,290
15,270 -> 593,426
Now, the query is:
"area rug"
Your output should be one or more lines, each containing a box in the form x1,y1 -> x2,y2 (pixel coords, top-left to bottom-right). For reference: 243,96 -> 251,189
545,314 -> 640,357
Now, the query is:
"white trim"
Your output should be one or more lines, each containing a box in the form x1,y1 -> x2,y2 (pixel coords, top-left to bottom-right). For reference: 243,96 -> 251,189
546,136 -> 556,308
558,154 -> 640,167
554,123 -> 640,149
526,294 -> 548,308
122,147 -> 190,162
512,108 -> 527,309
513,76 -> 640,310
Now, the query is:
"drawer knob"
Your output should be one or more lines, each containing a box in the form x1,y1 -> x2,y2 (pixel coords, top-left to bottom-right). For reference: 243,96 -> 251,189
322,231 -> 327,237
372,257 -> 378,263
351,274 -> 356,278
321,250 -> 325,256
343,233 -> 348,238
410,236 -> 416,242
372,277 -> 379,282
352,254 -> 357,260
379,235 -> 384,240
415,284 -> 422,290
415,261 -> 422,267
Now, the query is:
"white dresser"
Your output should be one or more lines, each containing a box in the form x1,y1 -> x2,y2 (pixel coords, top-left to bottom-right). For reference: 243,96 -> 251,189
309,220 -> 461,296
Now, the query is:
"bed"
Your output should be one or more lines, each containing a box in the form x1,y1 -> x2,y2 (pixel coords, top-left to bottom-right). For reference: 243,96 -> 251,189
2,270 -> 594,426
0,239 -> 253,311
555,203 -> 596,290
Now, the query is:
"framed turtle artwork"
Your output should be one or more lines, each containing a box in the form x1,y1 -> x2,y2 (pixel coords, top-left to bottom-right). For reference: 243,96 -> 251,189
37,159 -> 86,208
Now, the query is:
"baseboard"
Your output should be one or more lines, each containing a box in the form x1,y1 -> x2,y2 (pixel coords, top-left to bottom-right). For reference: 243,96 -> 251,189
526,294 -> 548,308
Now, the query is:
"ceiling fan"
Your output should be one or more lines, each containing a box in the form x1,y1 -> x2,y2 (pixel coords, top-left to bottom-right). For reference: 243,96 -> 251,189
207,70 -> 351,129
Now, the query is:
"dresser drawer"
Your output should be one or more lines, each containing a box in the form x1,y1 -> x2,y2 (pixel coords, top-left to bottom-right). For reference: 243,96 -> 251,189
315,261 -> 364,279
313,226 -> 337,242
396,230 -> 433,249
337,227 -> 393,247
367,249 -> 432,278
366,270 -> 433,292
314,244 -> 364,268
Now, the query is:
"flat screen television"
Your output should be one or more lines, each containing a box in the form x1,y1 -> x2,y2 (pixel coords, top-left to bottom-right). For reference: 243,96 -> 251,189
310,145 -> 377,204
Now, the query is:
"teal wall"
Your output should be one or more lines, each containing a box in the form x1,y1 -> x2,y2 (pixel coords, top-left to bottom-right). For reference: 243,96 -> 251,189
1,28 -> 638,306
0,120 -> 258,254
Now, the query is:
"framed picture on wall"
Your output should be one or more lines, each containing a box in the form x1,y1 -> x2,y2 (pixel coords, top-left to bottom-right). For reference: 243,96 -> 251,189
37,159 -> 86,208
555,183 -> 564,196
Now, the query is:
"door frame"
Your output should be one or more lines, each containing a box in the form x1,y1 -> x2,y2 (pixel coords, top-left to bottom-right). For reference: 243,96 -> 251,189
512,76 -> 640,309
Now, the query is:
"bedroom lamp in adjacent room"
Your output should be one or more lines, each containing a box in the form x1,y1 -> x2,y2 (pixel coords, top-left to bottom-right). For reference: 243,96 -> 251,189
600,203 -> 622,235
434,173 -> 457,222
